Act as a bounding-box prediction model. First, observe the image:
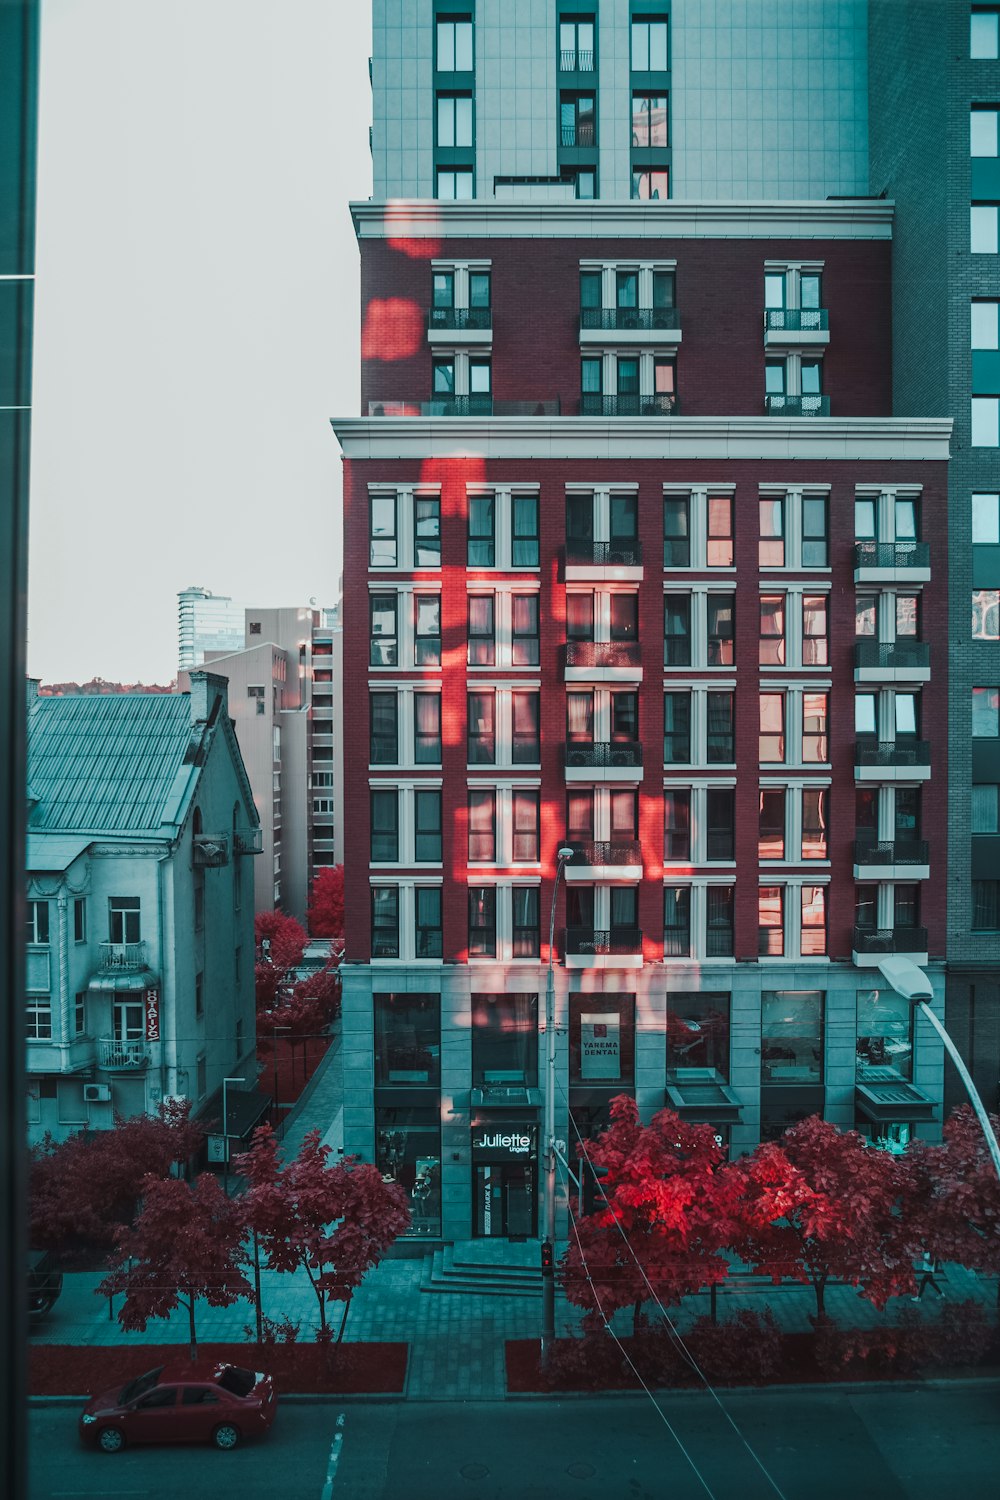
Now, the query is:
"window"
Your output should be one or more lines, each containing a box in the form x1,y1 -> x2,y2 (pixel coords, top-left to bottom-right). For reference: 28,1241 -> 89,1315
760,693 -> 785,762
855,883 -> 878,931
415,888 -> 443,958
436,15 -> 473,72
974,589 -> 1000,640
801,359 -> 823,398
469,887 -> 497,957
371,790 -> 399,863
857,988 -> 913,1082
372,887 -> 400,958
664,789 -> 690,860
564,167 -> 597,199
26,900 -> 49,945
706,788 -> 735,860
802,788 -> 828,859
631,15 -> 668,70
247,685 -> 267,716
570,994 -> 635,1085
560,16 -> 595,71
370,593 -> 398,667
581,355 -> 603,400
469,791 -> 496,861
560,92 -> 596,146
115,997 -> 145,1041
468,691 -> 495,764
759,496 -> 784,566
370,494 -> 397,567
666,992 -> 729,1079
632,93 -> 668,147
896,594 -> 919,638
759,789 -> 785,859
974,491 -> 1000,545
413,595 -> 440,666
437,93 -> 472,148
414,496 -> 441,567
610,593 -> 638,641
973,879 -> 1000,929
612,690 -> 638,741
664,495 -> 690,567
972,299 -> 1000,444
74,992 -> 87,1036
761,991 -> 823,1083
375,993 -> 441,1088
800,886 -> 827,955
512,887 -> 540,957
513,791 -> 540,862
759,595 -> 785,665
706,886 -> 734,956
414,692 -> 442,764
469,357 -> 491,396
498,494 -> 533,571
436,168 -> 473,200
707,496 -> 733,566
370,692 -> 398,765
109,897 -> 140,945
567,789 -> 594,842
513,691 -> 540,764
468,494 -> 495,567
973,685 -> 1000,736
973,8 -> 1000,56
973,106 -> 999,158
707,692 -> 734,763
802,693 -> 828,763
664,594 -> 691,666
631,169 -> 669,201
798,596 -> 828,665
512,594 -> 539,666
896,693 -> 919,738
706,595 -> 734,666
664,690 -> 690,763
802,496 -> 828,567
663,886 -> 691,957
759,887 -> 784,955
567,691 -> 594,745
972,203 -> 999,254
472,992 -> 537,1081
414,790 -> 442,863
26,995 -> 52,1041
972,783 -> 999,832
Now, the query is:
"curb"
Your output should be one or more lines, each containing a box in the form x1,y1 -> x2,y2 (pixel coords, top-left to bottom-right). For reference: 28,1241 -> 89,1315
30,1391 -> 407,1408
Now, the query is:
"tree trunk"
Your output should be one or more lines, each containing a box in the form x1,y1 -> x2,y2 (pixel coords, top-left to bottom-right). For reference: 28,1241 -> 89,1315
186,1295 -> 198,1362
632,1296 -> 643,1337
336,1290 -> 352,1345
814,1273 -> 827,1320
318,1289 -> 328,1335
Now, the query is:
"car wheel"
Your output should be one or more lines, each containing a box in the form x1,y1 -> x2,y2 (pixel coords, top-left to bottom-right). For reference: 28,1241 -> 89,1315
212,1423 -> 240,1451
98,1427 -> 125,1454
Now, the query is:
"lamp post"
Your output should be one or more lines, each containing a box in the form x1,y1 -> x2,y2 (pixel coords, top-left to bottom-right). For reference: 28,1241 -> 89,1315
541,845 -> 575,1366
222,1075 -> 245,1198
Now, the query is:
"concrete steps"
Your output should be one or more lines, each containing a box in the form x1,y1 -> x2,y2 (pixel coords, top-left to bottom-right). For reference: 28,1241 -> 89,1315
421,1240 -> 545,1296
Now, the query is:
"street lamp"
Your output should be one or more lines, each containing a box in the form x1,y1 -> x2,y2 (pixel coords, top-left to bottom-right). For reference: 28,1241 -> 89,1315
542,845 -> 575,1365
222,1075 -> 245,1198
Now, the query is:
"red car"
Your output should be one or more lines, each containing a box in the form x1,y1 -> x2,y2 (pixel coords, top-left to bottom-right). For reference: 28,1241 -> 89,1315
78,1362 -> 276,1453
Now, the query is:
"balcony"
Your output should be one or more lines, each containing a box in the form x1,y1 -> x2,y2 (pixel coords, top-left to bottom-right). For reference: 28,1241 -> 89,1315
367,398 -> 561,417
564,840 -> 643,882
193,833 -> 230,867
96,942 -> 148,973
560,125 -> 596,148
852,926 -> 929,967
563,740 -> 643,781
565,539 -> 643,582
580,307 -> 682,345
564,926 -> 644,969
234,827 -> 263,856
426,306 -> 492,345
559,48 -> 594,72
763,308 -> 830,348
854,542 -> 931,584
764,395 -> 830,416
579,393 -> 678,417
98,1036 -> 151,1071
854,740 -> 931,783
853,640 -> 931,684
853,839 -> 931,881
564,640 -> 642,683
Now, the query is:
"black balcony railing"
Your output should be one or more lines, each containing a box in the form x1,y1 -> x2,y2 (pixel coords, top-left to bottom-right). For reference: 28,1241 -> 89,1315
97,942 -> 148,973
764,309 -> 829,332
853,839 -> 930,866
564,740 -> 643,768
566,539 -> 643,567
852,926 -> 929,955
565,640 -> 641,669
568,840 -> 643,868
580,392 -> 678,417
854,640 -> 931,672
764,394 -> 831,416
367,398 -> 561,417
561,125 -> 596,147
560,48 -> 594,71
854,739 -> 931,768
565,926 -> 643,957
854,542 -> 931,571
426,307 -> 492,332
580,307 -> 681,332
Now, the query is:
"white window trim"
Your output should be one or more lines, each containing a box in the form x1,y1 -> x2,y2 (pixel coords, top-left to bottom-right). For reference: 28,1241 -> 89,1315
368,878 -> 444,964
661,877 -> 736,964
763,260 -> 825,308
580,259 -> 678,311
757,779 -> 833,866
465,783 -> 542,868
662,780 -> 737,868
367,484 -> 442,574
662,681 -> 737,768
598,348 -> 677,396
662,583 -> 737,671
467,582 -> 541,670
759,682 -> 832,770
758,485 -> 832,572
368,683 -> 443,771
758,583 -> 832,670
565,483 -> 640,549
368,582 -> 443,673
568,585 -> 640,645
465,877 -> 542,963
432,347 -> 493,396
661,483 -> 736,572
431,259 -> 492,309
466,684 -> 541,770
854,485 -> 923,544
568,784 -> 640,844
368,781 -> 444,869
466,484 -> 541,572
757,876 -> 831,962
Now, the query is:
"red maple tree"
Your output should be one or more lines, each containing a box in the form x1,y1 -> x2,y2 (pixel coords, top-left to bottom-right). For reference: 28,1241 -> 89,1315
30,1100 -> 205,1263
236,1126 -> 409,1342
254,909 -> 308,1009
731,1115 -> 920,1319
98,1173 -> 252,1360
909,1105 -> 1000,1286
307,866 -> 345,943
560,1097 -> 742,1333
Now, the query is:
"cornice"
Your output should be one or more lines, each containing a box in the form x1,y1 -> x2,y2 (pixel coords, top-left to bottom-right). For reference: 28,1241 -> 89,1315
330,416 -> 952,464
350,198 -> 895,242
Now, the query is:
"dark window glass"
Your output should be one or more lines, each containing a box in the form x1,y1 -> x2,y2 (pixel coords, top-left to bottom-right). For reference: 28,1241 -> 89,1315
972,879 -> 1000,929
569,994 -> 635,1084
370,593 -> 398,666
664,789 -> 690,860
512,594 -> 540,665
468,494 -> 496,566
415,887 -> 443,958
414,496 -> 441,566
468,691 -> 496,763
707,691 -> 734,763
414,692 -> 441,764
108,896 -> 140,946
664,496 -> 690,567
567,789 -> 595,841
469,271 -> 491,308
432,271 -> 454,309
512,887 -> 540,957
370,494 -> 397,567
567,592 -> 595,639
664,690 -> 691,763
468,595 -> 496,665
580,270 -> 602,309
856,988 -> 912,1082
610,492 -> 638,543
666,992 -> 730,1079
707,594 -> 735,666
374,993 -> 441,1086
761,990 -> 824,1083
513,790 -> 540,861
472,992 -> 537,1083
512,691 -> 540,763
372,887 -> 399,958
611,690 -> 638,741
415,790 -> 442,862
432,357 -> 456,395
802,495 -> 828,566
706,788 -> 735,860
759,788 -> 785,860
414,595 -> 441,666
664,594 -> 691,666
376,1105 -> 442,1236
802,788 -> 828,859
468,887 -> 498,958
371,789 -> 399,862
663,886 -> 691,957
469,790 -> 497,861
512,494 -> 540,567
610,593 -> 638,640
706,886 -> 734,956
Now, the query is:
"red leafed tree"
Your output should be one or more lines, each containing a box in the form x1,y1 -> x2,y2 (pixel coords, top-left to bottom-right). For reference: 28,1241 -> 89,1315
307,865 -> 345,943
254,909 -> 308,1010
731,1115 -> 921,1319
29,1100 -> 205,1263
236,1126 -> 409,1342
560,1097 -> 743,1334
97,1173 -> 252,1360
257,964 -> 341,1044
909,1105 -> 1000,1286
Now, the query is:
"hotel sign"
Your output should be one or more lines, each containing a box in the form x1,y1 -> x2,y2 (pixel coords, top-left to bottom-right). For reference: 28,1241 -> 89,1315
471,1123 -> 537,1161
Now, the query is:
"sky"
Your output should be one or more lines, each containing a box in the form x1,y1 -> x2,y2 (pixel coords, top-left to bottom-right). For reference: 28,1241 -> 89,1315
27,0 -> 373,684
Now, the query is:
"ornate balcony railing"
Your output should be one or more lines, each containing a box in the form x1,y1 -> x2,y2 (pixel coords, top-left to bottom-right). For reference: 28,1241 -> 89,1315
564,926 -> 643,957
580,307 -> 681,332
855,739 -> 931,769
98,1036 -> 151,1071
579,392 -> 678,417
560,125 -> 596,147
764,309 -> 829,331
563,740 -> 643,768
567,840 -> 643,868
565,539 -> 643,567
854,640 -> 930,672
764,394 -> 830,416
853,839 -> 930,866
852,926 -> 929,956
559,48 -> 594,71
565,640 -> 641,669
97,942 -> 147,973
854,542 -> 931,571
426,307 -> 492,331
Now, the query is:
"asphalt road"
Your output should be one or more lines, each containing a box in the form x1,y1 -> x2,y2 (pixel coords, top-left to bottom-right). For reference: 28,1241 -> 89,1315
28,1385 -> 1000,1500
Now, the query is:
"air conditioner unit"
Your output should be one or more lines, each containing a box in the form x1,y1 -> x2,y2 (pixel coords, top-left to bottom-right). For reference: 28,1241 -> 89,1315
84,1083 -> 111,1104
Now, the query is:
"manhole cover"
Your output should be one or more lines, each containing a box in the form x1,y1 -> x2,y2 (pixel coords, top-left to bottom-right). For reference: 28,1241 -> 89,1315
567,1463 -> 596,1479
460,1464 -> 490,1481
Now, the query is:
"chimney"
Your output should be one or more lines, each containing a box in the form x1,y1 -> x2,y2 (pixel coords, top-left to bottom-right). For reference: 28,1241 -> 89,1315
187,670 -> 229,726
26,678 -> 40,706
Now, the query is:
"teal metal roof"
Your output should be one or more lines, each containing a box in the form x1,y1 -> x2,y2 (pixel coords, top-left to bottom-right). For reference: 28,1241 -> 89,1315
26,833 -> 94,871
27,694 -> 194,836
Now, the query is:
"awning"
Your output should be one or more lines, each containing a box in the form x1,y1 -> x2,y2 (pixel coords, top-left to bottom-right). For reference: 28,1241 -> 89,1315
198,1085 -> 272,1141
877,956 -> 934,1001
470,1085 -> 542,1110
665,1071 -> 743,1124
856,1080 -> 937,1124
88,966 -> 158,994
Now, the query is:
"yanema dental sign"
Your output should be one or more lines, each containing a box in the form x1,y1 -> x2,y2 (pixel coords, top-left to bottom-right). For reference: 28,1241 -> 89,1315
581,1012 -> 621,1080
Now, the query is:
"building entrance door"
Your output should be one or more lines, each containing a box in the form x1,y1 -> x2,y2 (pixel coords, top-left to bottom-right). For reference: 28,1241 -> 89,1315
474,1162 -> 536,1238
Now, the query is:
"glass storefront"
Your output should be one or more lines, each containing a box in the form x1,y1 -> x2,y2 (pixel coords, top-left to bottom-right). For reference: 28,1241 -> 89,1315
374,993 -> 440,1086
666,992 -> 730,1079
471,993 -> 538,1085
375,1106 -> 441,1236
857,1120 -> 912,1155
856,988 -> 913,1081
760,990 -> 824,1083
569,994 -> 635,1085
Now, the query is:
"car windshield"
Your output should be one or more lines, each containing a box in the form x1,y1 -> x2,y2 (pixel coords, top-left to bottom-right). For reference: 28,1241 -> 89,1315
118,1367 -> 164,1405
216,1366 -> 255,1398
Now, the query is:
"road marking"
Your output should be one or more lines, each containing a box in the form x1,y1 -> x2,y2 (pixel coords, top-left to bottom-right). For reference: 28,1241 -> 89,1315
320,1410 -> 345,1500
